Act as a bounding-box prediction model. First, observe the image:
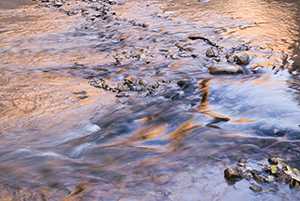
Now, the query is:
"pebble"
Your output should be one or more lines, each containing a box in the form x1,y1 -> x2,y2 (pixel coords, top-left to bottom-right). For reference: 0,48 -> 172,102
234,52 -> 250,65
206,47 -> 219,58
224,167 -> 242,181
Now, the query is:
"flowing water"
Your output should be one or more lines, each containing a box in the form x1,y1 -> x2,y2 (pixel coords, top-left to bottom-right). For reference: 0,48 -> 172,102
1,0 -> 300,200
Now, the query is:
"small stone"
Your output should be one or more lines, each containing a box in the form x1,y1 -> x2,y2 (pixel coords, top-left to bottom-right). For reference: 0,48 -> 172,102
78,95 -> 89,100
238,158 -> 247,167
177,80 -> 190,89
116,92 -> 129,98
290,178 -> 300,188
208,64 -> 243,74
53,0 -> 63,7
251,170 -> 266,183
117,83 -> 129,92
268,157 -> 280,165
270,165 -> 278,175
206,47 -> 219,58
266,175 -> 275,182
138,79 -> 146,86
224,167 -> 242,181
234,52 -> 250,65
188,35 -> 204,40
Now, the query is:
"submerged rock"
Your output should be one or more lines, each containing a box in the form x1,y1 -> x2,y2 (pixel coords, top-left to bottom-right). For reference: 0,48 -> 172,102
224,157 -> 300,192
208,64 -> 243,74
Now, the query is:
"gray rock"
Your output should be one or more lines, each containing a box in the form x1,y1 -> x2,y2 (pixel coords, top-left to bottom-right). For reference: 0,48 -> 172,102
208,64 -> 243,74
234,52 -> 250,65
206,47 -> 219,58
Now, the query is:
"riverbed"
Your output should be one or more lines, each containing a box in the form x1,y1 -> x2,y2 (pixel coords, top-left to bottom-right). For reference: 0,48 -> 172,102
0,0 -> 300,200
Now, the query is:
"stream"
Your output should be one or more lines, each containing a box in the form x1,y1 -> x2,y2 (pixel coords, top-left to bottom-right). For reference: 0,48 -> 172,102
0,0 -> 300,200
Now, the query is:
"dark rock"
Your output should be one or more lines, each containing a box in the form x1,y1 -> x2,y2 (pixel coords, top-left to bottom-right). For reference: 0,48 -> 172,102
116,92 -> 129,97
187,34 -> 219,47
225,157 -> 300,191
206,47 -> 219,58
224,167 -> 242,181
177,80 -> 190,89
249,184 -> 263,192
53,0 -> 63,7
78,95 -> 89,100
251,170 -> 267,183
268,157 -> 280,165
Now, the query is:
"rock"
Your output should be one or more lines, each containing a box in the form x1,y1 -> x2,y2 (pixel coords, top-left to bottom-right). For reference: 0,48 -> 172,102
224,167 -> 242,181
251,170 -> 267,183
188,35 -> 205,40
89,77 -> 175,98
234,52 -> 250,65
290,178 -> 300,188
206,47 -> 219,58
187,34 -> 218,47
238,158 -> 247,167
208,64 -> 243,74
226,157 -> 300,191
268,157 -> 280,165
177,80 -> 191,89
270,165 -> 278,175
226,54 -> 236,63
53,0 -> 63,7
116,92 -> 129,97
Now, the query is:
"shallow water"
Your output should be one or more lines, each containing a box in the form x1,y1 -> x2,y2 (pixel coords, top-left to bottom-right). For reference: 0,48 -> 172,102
1,0 -> 300,200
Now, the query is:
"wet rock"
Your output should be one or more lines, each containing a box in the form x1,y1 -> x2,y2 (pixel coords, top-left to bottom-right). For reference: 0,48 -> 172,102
53,0 -> 63,7
268,157 -> 280,165
177,80 -> 191,89
89,77 -> 174,98
225,157 -> 300,191
237,158 -> 247,167
234,52 -> 250,65
208,64 -> 243,75
224,167 -> 242,181
206,47 -> 219,58
187,34 -> 219,47
226,54 -> 236,63
270,165 -> 278,175
251,170 -> 268,183
116,92 -> 129,98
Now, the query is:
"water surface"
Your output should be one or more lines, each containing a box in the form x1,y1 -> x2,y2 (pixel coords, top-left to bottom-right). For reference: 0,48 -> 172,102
1,0 -> 300,200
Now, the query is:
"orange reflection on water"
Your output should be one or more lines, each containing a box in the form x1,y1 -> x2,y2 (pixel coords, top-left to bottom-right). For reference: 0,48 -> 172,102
197,79 -> 230,121
162,0 -> 300,55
